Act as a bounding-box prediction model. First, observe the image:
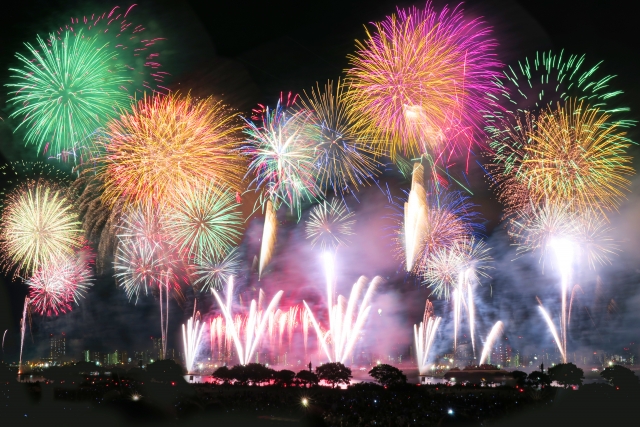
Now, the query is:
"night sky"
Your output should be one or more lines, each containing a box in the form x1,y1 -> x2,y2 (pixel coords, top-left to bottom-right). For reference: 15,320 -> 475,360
0,0 -> 638,363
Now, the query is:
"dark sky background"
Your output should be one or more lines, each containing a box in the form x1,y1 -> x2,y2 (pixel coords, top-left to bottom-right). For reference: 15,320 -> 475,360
0,0 -> 638,364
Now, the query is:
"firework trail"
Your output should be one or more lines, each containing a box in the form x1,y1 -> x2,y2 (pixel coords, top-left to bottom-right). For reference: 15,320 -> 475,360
212,277 -> 283,365
7,31 -> 131,158
404,163 -> 428,271
568,285 -> 584,326
194,248 -> 242,293
1,330 -> 6,353
389,182 -> 481,277
241,99 -> 320,215
305,199 -> 356,251
259,200 -> 277,279
183,303 -> 205,373
166,181 -> 243,264
0,181 -> 82,276
346,2 -> 500,161
479,321 -> 504,365
99,93 -> 243,207
18,297 -> 29,374
305,255 -> 381,363
537,299 -> 566,363
299,79 -> 381,195
414,300 -> 442,375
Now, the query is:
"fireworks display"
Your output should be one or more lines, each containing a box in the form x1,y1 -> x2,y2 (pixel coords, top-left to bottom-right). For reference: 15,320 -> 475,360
346,2 -> 500,160
299,79 -> 380,194
99,94 -> 243,207
0,181 -> 83,275
305,199 -> 356,251
1,1 -> 637,388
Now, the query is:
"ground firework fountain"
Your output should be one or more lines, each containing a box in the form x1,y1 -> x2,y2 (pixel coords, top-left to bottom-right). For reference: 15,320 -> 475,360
212,277 -> 283,365
414,301 -> 441,375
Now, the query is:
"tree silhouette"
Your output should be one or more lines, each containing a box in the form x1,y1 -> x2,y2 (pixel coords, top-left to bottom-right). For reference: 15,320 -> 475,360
316,362 -> 352,388
296,369 -> 319,387
527,370 -> 551,387
548,363 -> 584,388
368,364 -> 407,386
600,365 -> 639,389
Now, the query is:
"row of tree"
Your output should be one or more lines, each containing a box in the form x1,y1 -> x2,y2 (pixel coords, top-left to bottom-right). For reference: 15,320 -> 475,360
211,362 -> 410,388
512,363 -> 639,389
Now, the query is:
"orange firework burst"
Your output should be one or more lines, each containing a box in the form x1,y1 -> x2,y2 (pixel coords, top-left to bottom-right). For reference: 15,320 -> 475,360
346,3 -> 500,161
489,100 -> 634,215
99,93 -> 244,207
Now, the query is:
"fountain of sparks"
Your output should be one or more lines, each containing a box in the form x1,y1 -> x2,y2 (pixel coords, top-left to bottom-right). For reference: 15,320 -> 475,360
404,163 -> 428,271
452,268 -> 477,357
537,298 -> 566,362
182,302 -> 205,373
414,301 -> 441,375
479,321 -> 503,365
549,238 -> 574,363
18,297 -> 29,374
212,277 -> 283,365
304,253 -> 381,363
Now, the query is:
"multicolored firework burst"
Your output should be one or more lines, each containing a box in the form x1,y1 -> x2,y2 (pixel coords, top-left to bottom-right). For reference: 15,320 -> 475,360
305,199 -> 355,251
27,246 -> 94,317
242,100 -> 320,215
7,30 -> 131,158
99,94 -> 244,207
0,181 -> 82,275
193,248 -> 241,292
299,79 -> 380,195
346,2 -> 500,161
488,100 -> 633,215
165,182 -> 243,264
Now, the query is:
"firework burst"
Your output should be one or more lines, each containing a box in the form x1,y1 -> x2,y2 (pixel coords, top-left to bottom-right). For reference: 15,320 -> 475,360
299,79 -> 380,195
487,50 -> 633,129
165,182 -> 243,264
7,30 -> 131,158
488,100 -> 633,215
99,93 -> 244,207
193,248 -> 242,293
422,237 -> 492,300
27,247 -> 94,316
0,181 -> 82,275
346,2 -> 500,160
242,100 -> 319,214
305,199 -> 356,251
56,4 -> 167,94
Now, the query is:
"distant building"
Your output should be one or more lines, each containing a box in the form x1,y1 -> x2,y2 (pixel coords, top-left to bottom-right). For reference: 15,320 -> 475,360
50,334 -> 66,363
83,350 -> 90,363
